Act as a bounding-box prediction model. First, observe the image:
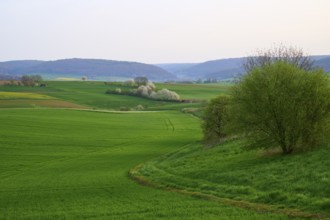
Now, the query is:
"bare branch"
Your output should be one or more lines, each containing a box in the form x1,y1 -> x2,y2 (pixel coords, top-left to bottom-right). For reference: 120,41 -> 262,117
243,44 -> 314,72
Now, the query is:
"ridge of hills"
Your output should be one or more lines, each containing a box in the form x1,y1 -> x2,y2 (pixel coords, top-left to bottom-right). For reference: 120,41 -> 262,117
0,58 -> 176,81
156,55 -> 330,80
0,56 -> 329,82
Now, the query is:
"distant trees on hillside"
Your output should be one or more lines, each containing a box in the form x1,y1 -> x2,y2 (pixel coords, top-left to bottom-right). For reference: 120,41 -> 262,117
134,77 -> 148,86
0,74 -> 43,87
203,45 -> 330,154
0,80 -> 22,86
21,75 -> 43,86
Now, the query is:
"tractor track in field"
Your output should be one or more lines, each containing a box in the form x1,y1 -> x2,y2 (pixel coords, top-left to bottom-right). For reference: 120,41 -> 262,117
0,107 -> 161,113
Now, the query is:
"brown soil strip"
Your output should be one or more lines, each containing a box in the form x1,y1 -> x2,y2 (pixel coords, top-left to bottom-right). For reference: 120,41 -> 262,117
0,100 -> 86,109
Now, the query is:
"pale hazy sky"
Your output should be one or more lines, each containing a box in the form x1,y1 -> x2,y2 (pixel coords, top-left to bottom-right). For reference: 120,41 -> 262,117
1,0 -> 329,63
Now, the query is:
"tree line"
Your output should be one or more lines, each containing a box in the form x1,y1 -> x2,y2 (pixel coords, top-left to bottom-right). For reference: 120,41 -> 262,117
1,74 -> 44,87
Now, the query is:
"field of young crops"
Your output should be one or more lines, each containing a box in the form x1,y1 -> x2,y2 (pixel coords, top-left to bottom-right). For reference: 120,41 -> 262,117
0,81 -> 230,110
0,81 -> 327,219
0,108 -> 291,219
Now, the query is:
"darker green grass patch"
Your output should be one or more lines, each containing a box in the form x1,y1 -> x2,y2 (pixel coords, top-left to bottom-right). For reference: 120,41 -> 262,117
136,139 -> 330,218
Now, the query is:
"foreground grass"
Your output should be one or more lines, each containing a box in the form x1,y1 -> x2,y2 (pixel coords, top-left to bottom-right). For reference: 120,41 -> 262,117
0,109 -> 291,219
136,140 -> 330,218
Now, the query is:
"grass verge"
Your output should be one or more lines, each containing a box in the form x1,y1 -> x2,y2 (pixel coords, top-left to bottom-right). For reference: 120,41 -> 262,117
130,140 -> 329,219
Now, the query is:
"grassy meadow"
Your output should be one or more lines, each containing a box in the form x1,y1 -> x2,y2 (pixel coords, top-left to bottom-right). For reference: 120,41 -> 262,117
0,109 -> 291,219
136,140 -> 330,218
0,81 -> 328,219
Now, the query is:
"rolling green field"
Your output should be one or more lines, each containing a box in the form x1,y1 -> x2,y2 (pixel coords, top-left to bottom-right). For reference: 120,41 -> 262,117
0,81 -> 225,110
0,109 -> 291,219
0,81 -> 327,219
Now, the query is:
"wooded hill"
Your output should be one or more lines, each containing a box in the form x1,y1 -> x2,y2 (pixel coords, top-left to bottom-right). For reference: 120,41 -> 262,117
157,55 -> 330,80
0,58 -> 176,81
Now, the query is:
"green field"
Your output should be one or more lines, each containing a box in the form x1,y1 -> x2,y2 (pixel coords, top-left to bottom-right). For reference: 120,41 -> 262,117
0,81 -> 224,110
156,83 -> 231,100
0,109 -> 291,219
0,91 -> 85,109
0,81 -> 230,111
0,81 -> 327,219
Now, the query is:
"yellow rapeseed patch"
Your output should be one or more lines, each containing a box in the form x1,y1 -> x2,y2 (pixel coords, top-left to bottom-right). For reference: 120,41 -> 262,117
0,92 -> 53,100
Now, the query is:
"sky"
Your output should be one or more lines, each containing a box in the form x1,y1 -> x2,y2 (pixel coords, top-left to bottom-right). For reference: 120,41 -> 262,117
1,0 -> 330,63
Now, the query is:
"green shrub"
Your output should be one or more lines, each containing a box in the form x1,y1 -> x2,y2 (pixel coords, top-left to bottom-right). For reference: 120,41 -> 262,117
231,61 -> 330,154
202,95 -> 230,145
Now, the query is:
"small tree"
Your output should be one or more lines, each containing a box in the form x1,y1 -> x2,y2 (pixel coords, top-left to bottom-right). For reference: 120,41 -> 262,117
21,75 -> 42,86
21,75 -> 32,86
202,96 -> 230,145
231,61 -> 330,154
134,76 -> 148,86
